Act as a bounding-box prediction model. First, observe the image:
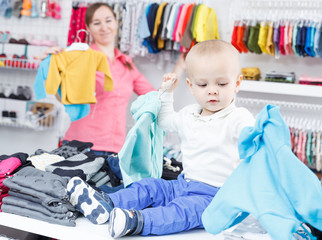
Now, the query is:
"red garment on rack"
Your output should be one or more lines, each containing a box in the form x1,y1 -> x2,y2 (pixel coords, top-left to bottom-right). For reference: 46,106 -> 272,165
279,25 -> 286,55
67,3 -> 88,46
231,24 -> 241,53
237,23 -> 248,53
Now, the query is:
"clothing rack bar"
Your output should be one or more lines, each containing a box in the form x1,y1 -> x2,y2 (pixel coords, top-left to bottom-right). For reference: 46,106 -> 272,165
236,97 -> 322,120
231,0 -> 322,21
237,97 -> 322,111
240,0 -> 321,10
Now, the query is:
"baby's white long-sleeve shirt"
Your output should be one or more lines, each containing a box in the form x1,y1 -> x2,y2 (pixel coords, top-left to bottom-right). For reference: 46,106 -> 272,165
158,92 -> 255,187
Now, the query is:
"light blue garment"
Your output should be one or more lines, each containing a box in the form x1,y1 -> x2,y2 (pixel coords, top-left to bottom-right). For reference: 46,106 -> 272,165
138,3 -> 150,39
118,91 -> 164,187
109,174 -> 219,235
33,55 -> 90,122
314,24 -> 321,58
59,89 -> 90,122
316,26 -> 322,57
167,3 -> 181,41
142,3 -> 153,49
34,55 -> 51,100
292,22 -> 300,57
202,105 -> 322,240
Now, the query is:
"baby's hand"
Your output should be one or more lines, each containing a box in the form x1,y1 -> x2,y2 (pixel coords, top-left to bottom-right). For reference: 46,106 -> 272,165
160,73 -> 178,93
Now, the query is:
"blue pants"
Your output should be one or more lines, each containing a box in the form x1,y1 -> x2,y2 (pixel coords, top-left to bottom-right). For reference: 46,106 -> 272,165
90,150 -> 122,180
109,175 -> 219,235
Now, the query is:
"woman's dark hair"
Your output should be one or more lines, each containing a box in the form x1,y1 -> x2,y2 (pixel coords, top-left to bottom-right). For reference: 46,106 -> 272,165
85,2 -> 116,26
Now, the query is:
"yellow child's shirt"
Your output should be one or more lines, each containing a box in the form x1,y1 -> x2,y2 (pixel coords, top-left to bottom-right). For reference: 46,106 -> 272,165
258,21 -> 269,54
205,8 -> 219,41
45,49 -> 113,105
192,4 -> 219,42
266,22 -> 275,56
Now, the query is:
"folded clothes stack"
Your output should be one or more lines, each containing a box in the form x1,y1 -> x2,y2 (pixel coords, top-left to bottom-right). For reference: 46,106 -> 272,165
0,153 -> 32,211
299,75 -> 322,86
2,166 -> 77,226
264,71 -> 296,83
241,67 -> 261,81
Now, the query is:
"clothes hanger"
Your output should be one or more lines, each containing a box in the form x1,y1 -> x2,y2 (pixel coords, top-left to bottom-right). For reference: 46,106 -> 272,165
158,76 -> 177,99
65,29 -> 89,52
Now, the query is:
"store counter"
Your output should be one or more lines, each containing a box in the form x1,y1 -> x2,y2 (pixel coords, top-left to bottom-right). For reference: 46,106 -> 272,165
0,212 -> 224,240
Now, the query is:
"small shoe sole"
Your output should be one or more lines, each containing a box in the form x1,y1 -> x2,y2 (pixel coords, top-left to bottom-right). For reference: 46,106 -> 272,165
67,177 -> 109,224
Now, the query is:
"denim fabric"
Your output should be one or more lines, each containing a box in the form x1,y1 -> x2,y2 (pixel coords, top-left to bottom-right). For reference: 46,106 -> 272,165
109,175 -> 219,235
91,150 -> 122,180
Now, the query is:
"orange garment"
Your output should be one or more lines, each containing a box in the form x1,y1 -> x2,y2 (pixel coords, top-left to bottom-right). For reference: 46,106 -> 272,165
45,49 -> 112,104
237,23 -> 248,53
231,23 -> 241,53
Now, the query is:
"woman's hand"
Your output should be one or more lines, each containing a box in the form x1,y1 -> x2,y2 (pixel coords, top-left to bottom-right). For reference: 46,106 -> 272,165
35,46 -> 63,60
160,72 -> 178,93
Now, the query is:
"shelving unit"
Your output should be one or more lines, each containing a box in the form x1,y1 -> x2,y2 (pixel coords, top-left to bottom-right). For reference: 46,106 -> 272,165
0,58 -> 39,70
240,80 -> 322,98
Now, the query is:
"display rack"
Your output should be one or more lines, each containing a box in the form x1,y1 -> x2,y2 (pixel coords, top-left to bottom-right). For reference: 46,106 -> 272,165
0,58 -> 39,70
240,80 -> 322,98
0,111 -> 57,131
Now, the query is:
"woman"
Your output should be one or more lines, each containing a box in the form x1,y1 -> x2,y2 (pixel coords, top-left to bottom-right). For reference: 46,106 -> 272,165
66,3 -> 154,155
46,3 -> 185,178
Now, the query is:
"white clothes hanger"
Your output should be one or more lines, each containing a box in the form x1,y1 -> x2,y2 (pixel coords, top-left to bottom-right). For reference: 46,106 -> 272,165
159,76 -> 177,99
66,29 -> 89,52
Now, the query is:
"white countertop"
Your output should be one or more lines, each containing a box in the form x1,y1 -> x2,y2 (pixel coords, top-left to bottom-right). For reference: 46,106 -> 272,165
0,212 -> 224,240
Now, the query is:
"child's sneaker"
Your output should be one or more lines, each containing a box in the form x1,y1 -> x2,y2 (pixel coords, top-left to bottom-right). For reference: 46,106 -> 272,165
67,176 -> 114,224
108,208 -> 143,238
294,223 -> 317,240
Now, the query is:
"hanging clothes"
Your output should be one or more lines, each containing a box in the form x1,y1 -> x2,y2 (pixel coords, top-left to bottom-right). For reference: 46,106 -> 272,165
33,55 -> 91,121
230,1 -> 322,60
67,2 -> 88,46
68,1 -> 220,56
45,49 -> 113,105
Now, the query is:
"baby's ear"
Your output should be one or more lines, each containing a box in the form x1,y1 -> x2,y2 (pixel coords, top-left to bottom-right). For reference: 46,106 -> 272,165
234,74 -> 243,93
186,78 -> 194,95
186,77 -> 192,87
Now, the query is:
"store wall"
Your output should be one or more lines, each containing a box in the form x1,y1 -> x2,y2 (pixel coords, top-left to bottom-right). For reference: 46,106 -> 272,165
0,0 -> 321,154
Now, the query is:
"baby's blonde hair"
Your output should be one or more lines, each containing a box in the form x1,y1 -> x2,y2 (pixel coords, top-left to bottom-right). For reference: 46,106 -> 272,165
185,40 -> 240,79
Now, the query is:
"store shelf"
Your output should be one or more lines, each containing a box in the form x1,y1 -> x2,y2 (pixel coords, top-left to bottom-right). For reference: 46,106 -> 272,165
0,113 -> 56,131
240,80 -> 322,98
0,212 -> 224,240
0,58 -> 39,70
